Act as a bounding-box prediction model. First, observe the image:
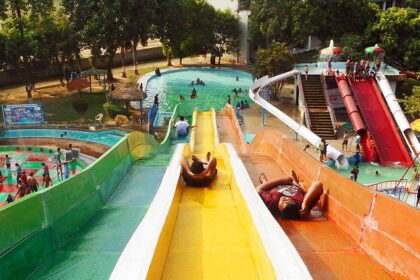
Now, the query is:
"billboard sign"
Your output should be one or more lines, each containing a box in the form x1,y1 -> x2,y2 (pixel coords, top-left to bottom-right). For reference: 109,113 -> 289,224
2,104 -> 45,125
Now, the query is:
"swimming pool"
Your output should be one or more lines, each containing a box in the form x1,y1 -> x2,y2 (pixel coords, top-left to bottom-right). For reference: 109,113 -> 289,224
143,68 -> 253,116
333,161 -> 414,186
0,129 -> 128,146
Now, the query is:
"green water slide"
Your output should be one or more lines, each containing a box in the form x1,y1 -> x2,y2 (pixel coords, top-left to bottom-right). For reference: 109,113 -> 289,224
0,106 -> 185,279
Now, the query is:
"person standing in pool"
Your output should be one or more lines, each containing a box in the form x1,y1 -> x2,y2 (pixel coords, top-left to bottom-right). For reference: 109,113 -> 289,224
5,155 -> 11,175
14,163 -> 22,186
154,94 -> 159,109
42,163 -> 52,188
227,95 -> 231,105
54,148 -> 63,179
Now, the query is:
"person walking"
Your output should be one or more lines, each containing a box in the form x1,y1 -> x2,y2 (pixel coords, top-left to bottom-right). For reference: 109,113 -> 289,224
342,131 -> 349,151
304,65 -> 309,80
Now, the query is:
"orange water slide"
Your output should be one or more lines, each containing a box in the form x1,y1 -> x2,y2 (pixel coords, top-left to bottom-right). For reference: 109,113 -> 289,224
217,105 -> 420,280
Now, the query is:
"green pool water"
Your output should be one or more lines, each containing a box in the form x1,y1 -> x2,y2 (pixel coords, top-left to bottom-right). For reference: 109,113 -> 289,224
145,68 -> 253,117
333,161 -> 414,186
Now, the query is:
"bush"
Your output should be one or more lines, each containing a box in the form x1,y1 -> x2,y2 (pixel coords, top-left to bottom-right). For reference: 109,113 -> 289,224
72,99 -> 89,122
103,102 -> 130,119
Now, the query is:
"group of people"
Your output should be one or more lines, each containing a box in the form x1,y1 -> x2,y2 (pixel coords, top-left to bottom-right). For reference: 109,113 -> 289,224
345,57 -> 381,81
2,143 -> 76,205
189,78 -> 206,86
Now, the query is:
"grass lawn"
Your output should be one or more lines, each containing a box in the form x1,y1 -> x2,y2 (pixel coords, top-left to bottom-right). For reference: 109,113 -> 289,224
42,93 -> 107,123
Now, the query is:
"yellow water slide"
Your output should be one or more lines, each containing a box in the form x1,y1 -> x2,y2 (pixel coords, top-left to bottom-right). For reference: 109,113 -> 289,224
161,110 -> 271,278
111,109 -> 310,279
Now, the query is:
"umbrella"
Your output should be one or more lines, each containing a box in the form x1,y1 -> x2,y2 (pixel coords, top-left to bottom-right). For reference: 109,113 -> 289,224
320,40 -> 342,55
319,40 -> 342,62
365,44 -> 385,55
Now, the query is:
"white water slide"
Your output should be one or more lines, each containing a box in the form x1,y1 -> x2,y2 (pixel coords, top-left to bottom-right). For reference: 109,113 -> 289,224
249,70 -> 349,168
376,73 -> 420,157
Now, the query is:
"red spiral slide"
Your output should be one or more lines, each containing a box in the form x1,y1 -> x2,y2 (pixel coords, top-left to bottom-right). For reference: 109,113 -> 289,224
335,76 -> 378,162
348,78 -> 412,166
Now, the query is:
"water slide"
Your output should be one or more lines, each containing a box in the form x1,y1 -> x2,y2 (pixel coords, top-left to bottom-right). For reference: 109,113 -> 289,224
0,106 -> 186,279
214,106 -> 420,279
376,73 -> 420,156
111,109 -> 312,279
335,75 -> 378,162
348,78 -> 412,167
249,70 -> 348,168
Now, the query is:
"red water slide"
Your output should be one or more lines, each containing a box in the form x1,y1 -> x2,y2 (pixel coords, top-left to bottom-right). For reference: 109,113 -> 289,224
335,76 -> 378,162
348,77 -> 412,166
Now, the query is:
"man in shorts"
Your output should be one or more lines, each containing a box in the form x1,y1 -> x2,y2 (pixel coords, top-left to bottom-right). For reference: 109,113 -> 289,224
256,171 -> 323,219
181,152 -> 217,187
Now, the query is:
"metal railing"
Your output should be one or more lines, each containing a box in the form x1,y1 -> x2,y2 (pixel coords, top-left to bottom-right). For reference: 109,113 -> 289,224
296,74 -> 312,129
321,73 -> 338,135
368,179 -> 408,199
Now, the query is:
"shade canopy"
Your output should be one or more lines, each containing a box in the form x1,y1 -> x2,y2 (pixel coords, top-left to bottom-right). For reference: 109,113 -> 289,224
80,67 -> 108,77
365,44 -> 385,55
108,83 -> 147,101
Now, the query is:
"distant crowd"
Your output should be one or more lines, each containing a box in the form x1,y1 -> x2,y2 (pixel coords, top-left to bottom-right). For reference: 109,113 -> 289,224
1,142 -> 77,206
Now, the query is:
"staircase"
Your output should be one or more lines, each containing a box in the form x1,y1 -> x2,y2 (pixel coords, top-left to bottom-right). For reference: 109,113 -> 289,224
302,75 -> 335,139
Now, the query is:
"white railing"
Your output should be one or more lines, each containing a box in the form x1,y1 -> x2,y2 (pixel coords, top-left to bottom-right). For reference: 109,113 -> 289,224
296,74 -> 312,129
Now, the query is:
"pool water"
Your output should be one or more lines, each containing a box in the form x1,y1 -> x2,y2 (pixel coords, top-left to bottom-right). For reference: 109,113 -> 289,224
333,161 -> 414,186
0,146 -> 86,202
0,129 -> 127,146
145,68 -> 253,117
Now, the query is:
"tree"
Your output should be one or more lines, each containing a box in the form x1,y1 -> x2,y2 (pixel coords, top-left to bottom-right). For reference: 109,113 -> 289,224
338,34 -> 365,61
366,7 -> 420,69
254,41 -> 293,77
399,86 -> 420,118
248,0 -> 377,50
211,9 -> 241,64
63,0 -> 123,80
125,0 -> 156,74
0,0 -> 54,98
154,0 -> 189,66
254,42 -> 293,100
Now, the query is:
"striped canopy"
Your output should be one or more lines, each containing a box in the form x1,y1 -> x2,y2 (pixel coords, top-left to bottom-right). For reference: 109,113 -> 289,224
365,44 -> 385,54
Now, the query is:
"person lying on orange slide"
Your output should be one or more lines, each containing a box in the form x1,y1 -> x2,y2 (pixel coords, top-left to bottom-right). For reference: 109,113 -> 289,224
256,171 -> 323,219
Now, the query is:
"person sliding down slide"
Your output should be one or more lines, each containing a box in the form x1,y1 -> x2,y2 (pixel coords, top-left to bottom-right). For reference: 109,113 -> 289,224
181,152 -> 217,187
256,171 -> 323,219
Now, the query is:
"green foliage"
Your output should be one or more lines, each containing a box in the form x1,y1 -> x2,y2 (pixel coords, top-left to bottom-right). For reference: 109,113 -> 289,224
248,0 -> 377,49
338,34 -> 365,61
72,98 -> 89,121
254,42 -> 293,77
366,7 -> 420,69
399,86 -> 420,118
103,102 -> 130,119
